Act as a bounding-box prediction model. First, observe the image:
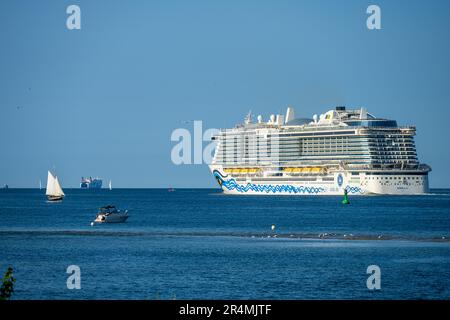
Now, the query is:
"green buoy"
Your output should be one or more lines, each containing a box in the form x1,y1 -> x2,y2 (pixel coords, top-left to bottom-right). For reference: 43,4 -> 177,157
342,189 -> 350,205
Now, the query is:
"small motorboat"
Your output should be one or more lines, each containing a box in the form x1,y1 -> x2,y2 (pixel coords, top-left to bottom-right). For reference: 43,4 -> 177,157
93,205 -> 129,224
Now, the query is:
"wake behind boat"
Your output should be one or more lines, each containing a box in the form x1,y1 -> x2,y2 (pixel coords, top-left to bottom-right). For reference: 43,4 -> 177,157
92,205 -> 129,224
46,170 -> 65,201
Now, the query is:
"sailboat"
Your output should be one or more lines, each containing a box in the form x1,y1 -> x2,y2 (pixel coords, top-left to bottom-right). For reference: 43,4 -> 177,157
39,180 -> 42,190
109,180 -> 112,190
46,170 -> 65,201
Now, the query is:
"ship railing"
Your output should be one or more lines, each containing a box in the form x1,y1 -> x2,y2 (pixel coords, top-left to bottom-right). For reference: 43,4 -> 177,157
217,125 -> 416,134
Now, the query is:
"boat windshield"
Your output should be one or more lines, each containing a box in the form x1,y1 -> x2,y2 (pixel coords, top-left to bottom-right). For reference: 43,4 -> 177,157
99,205 -> 117,214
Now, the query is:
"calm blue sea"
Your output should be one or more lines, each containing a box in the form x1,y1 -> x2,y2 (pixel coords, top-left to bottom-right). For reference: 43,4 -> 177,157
1,188 -> 450,300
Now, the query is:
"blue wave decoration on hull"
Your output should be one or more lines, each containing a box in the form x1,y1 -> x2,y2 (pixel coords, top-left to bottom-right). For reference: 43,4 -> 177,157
213,170 -> 325,194
213,170 -> 364,195
344,186 -> 364,194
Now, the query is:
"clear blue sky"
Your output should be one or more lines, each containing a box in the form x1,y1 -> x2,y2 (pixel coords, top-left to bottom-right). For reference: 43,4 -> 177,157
1,0 -> 449,188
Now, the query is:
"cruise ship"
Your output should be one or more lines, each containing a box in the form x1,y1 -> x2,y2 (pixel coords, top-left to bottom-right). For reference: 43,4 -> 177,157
209,106 -> 431,195
80,177 -> 103,189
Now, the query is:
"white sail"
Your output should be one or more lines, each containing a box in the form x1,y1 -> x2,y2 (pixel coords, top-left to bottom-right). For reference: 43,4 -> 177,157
109,180 -> 112,190
46,171 -> 64,196
46,171 -> 55,195
54,176 -> 65,196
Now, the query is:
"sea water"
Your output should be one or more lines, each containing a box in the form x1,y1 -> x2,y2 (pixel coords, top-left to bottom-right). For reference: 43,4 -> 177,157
1,188 -> 449,299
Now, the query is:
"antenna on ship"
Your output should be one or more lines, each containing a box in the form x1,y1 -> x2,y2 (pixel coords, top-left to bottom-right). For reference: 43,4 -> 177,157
244,110 -> 253,124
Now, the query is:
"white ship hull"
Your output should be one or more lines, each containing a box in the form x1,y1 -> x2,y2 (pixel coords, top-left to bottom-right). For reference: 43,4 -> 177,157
209,165 -> 428,196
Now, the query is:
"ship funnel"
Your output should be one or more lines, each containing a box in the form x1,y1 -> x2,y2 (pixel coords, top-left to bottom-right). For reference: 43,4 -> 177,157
285,106 -> 295,124
359,107 -> 368,120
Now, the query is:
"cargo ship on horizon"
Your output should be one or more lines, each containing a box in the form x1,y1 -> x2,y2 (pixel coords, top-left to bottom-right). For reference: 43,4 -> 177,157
80,177 -> 103,189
